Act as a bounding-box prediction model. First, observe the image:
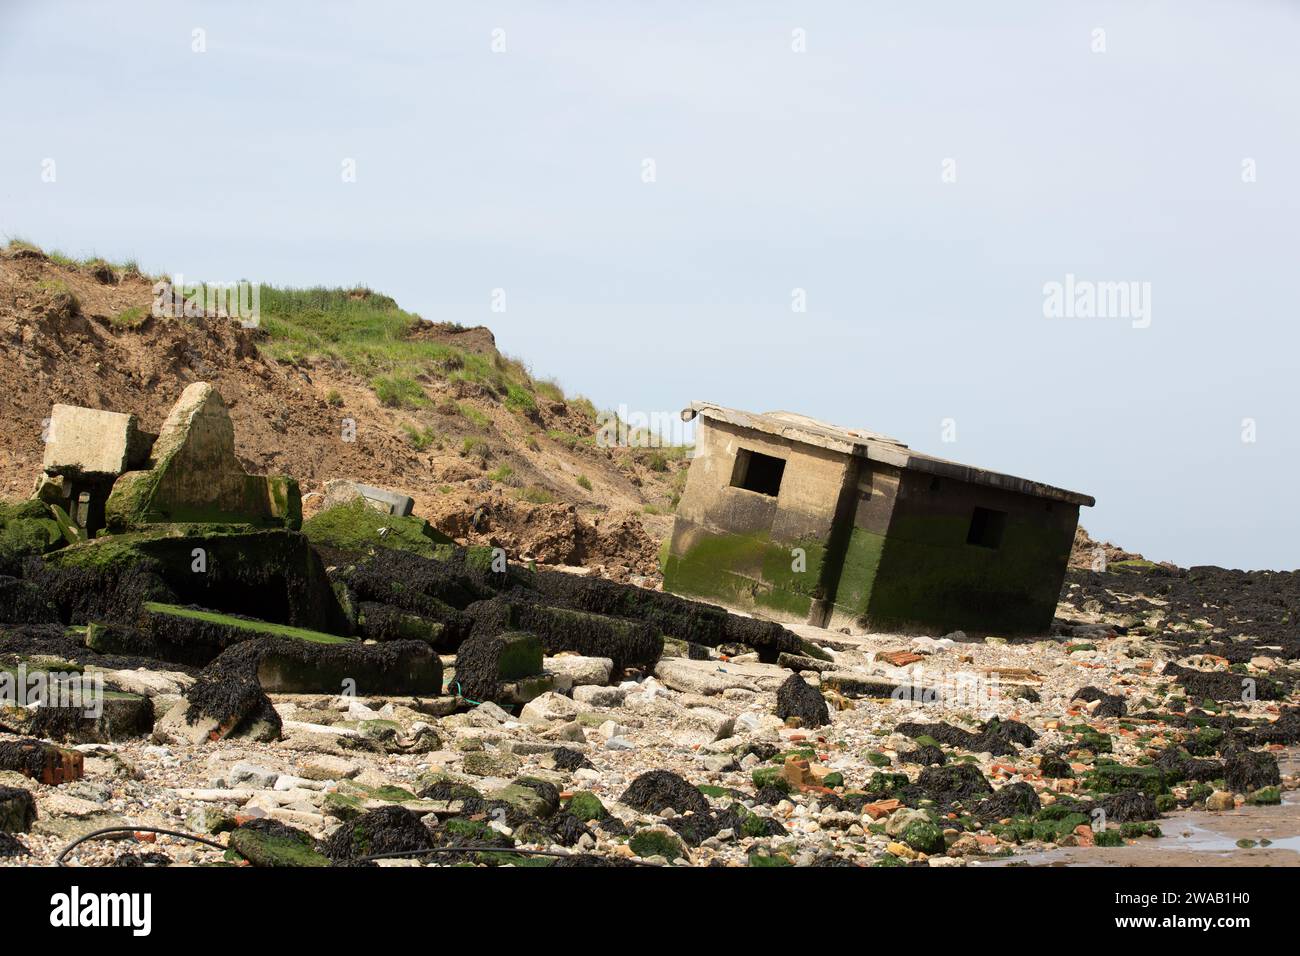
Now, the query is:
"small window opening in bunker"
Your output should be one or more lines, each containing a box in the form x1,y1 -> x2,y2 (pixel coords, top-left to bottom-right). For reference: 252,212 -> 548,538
966,506 -> 1007,549
731,448 -> 786,497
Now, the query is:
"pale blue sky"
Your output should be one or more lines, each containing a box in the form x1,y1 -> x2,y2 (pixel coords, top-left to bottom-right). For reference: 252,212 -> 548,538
2,1 -> 1296,569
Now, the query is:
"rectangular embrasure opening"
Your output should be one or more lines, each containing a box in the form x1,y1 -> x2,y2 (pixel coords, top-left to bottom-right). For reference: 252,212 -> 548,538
966,506 -> 1007,549
731,448 -> 786,497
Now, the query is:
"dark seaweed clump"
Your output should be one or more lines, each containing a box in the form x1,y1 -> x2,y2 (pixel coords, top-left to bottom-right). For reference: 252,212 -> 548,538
1101,790 -> 1159,823
620,770 -> 710,816
323,805 -> 436,866
775,673 -> 830,728
973,781 -> 1041,821
895,718 -> 1036,757
1072,685 -> 1127,718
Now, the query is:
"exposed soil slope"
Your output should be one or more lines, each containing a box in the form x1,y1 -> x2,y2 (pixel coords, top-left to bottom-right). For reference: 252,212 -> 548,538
0,244 -> 683,580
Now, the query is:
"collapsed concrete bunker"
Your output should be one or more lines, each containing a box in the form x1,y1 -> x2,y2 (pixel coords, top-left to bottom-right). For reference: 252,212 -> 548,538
663,402 -> 1095,635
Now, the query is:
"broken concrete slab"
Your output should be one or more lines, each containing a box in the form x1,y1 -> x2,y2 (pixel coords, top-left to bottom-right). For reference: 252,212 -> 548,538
43,404 -> 151,479
519,691 -> 580,726
466,598 -> 661,673
83,666 -> 193,698
322,479 -> 415,517
253,638 -> 444,697
125,601 -> 354,668
672,707 -> 736,747
544,654 -> 613,687
299,755 -> 360,781
104,382 -> 301,531
653,659 -> 761,696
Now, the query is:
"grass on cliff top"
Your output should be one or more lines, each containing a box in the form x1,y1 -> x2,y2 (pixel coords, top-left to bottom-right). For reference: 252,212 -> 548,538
5,237 -> 148,277
255,284 -> 605,419
259,286 -> 530,399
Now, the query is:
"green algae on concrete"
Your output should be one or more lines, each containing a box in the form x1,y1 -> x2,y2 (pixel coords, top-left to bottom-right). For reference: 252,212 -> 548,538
143,602 -> 351,644
662,529 -> 825,621
302,499 -> 452,556
0,500 -> 66,568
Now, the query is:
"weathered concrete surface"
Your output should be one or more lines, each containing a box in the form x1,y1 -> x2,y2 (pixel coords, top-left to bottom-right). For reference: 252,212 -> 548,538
321,479 -> 414,517
104,383 -> 301,530
42,404 -> 149,479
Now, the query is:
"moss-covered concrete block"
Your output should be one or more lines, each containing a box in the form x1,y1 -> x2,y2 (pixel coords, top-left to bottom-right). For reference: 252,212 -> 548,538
302,499 -> 452,557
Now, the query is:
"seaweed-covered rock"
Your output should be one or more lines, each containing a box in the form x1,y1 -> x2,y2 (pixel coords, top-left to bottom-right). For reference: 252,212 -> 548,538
0,575 -> 59,624
982,717 -> 1037,748
1039,753 -> 1074,778
1165,663 -> 1282,702
515,777 -> 561,815
0,786 -> 37,833
302,499 -> 452,558
1225,750 -> 1280,794
1101,790 -> 1160,823
901,819 -> 945,854
21,690 -> 155,744
498,777 -> 561,818
900,745 -> 947,767
1253,707 -> 1300,746
417,780 -> 483,802
629,828 -> 685,861
0,500 -> 66,574
0,832 -> 29,858
355,602 -> 444,645
566,791 -> 607,822
895,718 -> 1034,757
1153,746 -> 1224,784
914,763 -> 993,805
620,770 -> 710,816
322,805 -> 436,865
228,819 -> 330,867
974,782 -> 1041,821
548,747 -> 594,772
1072,685 -> 1127,718
1087,762 -> 1168,798
775,673 -> 830,728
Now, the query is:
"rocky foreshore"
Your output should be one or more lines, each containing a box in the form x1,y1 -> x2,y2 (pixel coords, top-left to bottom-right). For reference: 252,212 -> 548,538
5,564 -> 1298,867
